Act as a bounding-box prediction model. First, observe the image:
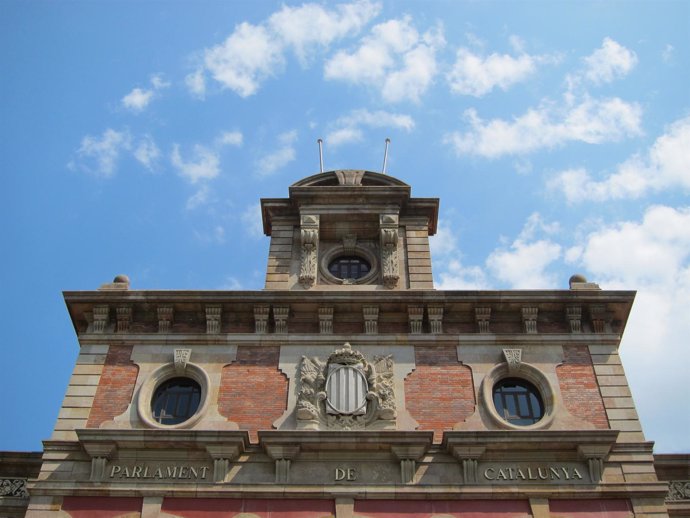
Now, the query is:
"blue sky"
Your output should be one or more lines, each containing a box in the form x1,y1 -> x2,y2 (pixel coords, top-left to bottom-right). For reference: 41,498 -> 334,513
2,1 -> 689,453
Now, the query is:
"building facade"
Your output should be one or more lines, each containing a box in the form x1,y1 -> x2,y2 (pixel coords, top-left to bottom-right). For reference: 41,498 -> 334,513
3,170 -> 689,517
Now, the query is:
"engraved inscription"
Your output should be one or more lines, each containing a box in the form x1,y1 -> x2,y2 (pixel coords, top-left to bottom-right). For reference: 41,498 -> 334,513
335,467 -> 357,481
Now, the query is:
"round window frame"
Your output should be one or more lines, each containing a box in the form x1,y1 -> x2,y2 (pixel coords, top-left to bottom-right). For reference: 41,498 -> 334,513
480,362 -> 556,430
320,245 -> 378,285
137,363 -> 210,429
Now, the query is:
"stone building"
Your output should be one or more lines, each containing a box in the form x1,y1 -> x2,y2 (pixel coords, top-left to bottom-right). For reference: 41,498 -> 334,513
2,170 -> 689,517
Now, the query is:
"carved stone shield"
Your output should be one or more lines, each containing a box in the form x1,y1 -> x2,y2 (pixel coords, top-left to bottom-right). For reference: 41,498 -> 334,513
325,364 -> 368,415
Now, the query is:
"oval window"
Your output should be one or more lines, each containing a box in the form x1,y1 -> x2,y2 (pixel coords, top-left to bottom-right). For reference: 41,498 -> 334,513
328,256 -> 370,280
151,377 -> 202,425
492,378 -> 544,426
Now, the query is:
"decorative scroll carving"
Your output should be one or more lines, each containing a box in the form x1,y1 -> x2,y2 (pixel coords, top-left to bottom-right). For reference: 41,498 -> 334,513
318,306 -> 334,334
363,306 -> 379,334
157,306 -> 173,334
566,305 -> 582,333
174,349 -> 191,374
428,305 -> 443,334
589,304 -> 607,333
116,306 -> 131,333
380,214 -> 399,288
299,215 -> 319,289
254,305 -> 269,334
296,343 -> 396,431
475,307 -> 491,334
205,305 -> 221,335
408,306 -> 423,334
503,349 -> 522,374
92,305 -> 109,333
668,480 -> 690,501
273,305 -> 289,334
521,307 -> 538,334
0,479 -> 29,498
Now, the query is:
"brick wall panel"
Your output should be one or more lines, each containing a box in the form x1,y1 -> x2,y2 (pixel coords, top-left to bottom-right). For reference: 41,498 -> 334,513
557,345 -> 609,429
405,346 -> 475,443
86,345 -> 138,428
218,346 -> 288,443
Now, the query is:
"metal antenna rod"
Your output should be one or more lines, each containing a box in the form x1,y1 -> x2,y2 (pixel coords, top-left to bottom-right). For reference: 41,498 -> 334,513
317,138 -> 324,173
381,138 -> 391,174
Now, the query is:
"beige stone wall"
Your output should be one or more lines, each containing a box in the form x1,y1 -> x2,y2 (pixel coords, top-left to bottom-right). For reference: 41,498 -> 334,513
50,344 -> 108,441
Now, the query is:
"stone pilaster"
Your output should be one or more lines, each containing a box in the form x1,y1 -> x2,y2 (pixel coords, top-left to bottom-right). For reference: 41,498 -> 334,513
380,214 -> 400,288
298,215 -> 319,289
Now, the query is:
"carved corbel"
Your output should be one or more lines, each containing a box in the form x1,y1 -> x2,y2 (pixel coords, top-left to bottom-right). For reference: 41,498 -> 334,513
273,305 -> 289,334
391,445 -> 427,484
82,442 -> 117,481
254,305 -> 269,334
116,306 -> 131,333
408,306 -> 423,334
92,305 -> 110,334
205,305 -> 222,335
589,304 -> 608,333
379,214 -> 399,288
299,215 -> 319,289
363,306 -> 379,334
342,234 -> 357,253
449,446 -> 485,484
566,305 -> 582,333
206,444 -> 242,483
521,307 -> 538,334
475,307 -> 491,334
503,348 -> 523,374
264,444 -> 300,484
157,306 -> 174,334
174,349 -> 191,374
318,306 -> 334,334
578,444 -> 611,483
428,305 -> 443,334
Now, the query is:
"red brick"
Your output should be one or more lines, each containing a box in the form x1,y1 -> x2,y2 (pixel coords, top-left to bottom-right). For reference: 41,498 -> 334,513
218,346 -> 288,443
557,345 -> 608,429
405,346 -> 475,443
86,345 -> 138,428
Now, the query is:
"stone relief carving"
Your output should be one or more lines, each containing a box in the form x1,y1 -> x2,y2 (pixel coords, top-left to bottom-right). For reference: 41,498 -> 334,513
380,214 -> 400,288
296,343 -> 396,430
0,478 -> 29,498
668,480 -> 690,501
299,215 -> 319,288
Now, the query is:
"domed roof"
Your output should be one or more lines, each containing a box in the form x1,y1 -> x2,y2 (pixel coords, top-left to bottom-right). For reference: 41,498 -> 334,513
291,170 -> 409,188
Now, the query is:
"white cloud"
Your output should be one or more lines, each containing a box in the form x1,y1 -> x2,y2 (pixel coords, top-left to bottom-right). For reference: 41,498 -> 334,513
185,69 -> 206,99
324,16 -> 444,102
241,203 -> 265,238
573,205 -> 690,451
171,143 -> 220,183
662,43 -> 675,64
447,42 -> 557,97
584,37 -> 638,84
122,88 -> 154,112
268,0 -> 381,64
216,131 -> 243,147
326,108 -> 414,147
134,135 -> 161,171
549,116 -> 690,202
486,213 -> 562,288
444,96 -> 642,158
70,128 -> 131,177
256,130 -> 297,176
431,220 -> 490,290
121,74 -> 170,112
193,1 -> 379,98
186,185 -> 211,210
204,22 -> 283,98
